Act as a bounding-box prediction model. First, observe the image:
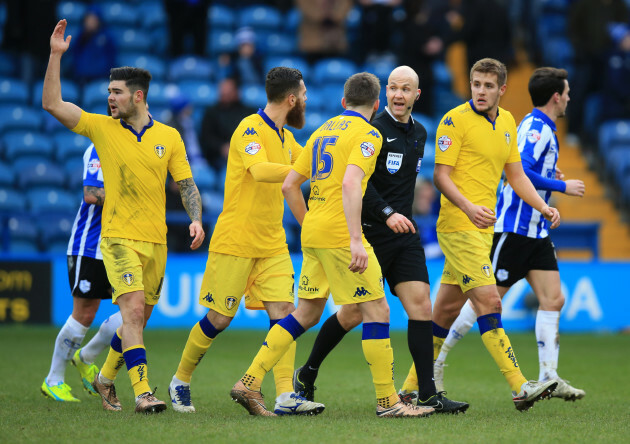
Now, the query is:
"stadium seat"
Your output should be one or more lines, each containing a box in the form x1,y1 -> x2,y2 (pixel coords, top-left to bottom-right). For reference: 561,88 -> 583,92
0,51 -> 15,77
32,79 -> 80,107
207,4 -> 236,30
178,81 -> 217,107
101,2 -> 138,27
0,78 -> 29,104
0,162 -> 14,187
412,113 -> 437,141
140,1 -> 167,28
317,84 -> 345,113
117,53 -> 167,80
284,8 -> 301,33
241,84 -> 267,109
82,80 -> 110,109
539,0 -> 570,13
65,158 -> 86,190
363,59 -> 397,83
113,28 -> 153,53
0,188 -> 26,213
7,215 -> 38,243
148,106 -> 172,124
7,239 -> 40,254
54,133 -> 91,162
146,81 -> 177,107
313,58 -> 357,85
201,190 -> 224,219
537,13 -> 568,43
259,32 -> 296,56
169,56 -> 214,82
56,1 -> 87,22
27,189 -> 79,213
598,120 -> 630,152
2,131 -> 54,162
39,212 -> 75,246
191,163 -> 217,192
264,56 -> 310,79
239,5 -> 282,30
17,162 -> 66,190
0,106 -> 42,134
542,37 -> 574,69
207,30 -> 236,56
301,86 -> 324,112
607,148 -> 630,182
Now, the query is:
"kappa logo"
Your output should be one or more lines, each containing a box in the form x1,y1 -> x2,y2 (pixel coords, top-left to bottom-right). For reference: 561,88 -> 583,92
225,297 -> 237,310
122,272 -> 134,286
353,287 -> 371,297
442,116 -> 455,127
462,274 -> 474,285
243,127 -> 258,136
203,293 -> 214,304
481,264 -> 492,278
368,129 -> 380,139
154,144 -> 165,158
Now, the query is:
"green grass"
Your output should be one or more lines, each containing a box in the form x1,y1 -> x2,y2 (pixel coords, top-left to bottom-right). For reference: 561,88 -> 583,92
1,326 -> 628,443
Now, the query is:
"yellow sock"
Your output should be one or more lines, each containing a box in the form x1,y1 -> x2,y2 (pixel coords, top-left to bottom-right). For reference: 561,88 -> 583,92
273,341 -> 296,397
100,330 -> 125,381
401,363 -> 418,393
434,335 -> 446,361
361,324 -> 397,403
478,314 -> 527,392
175,322 -> 214,383
244,324 -> 296,388
123,345 -> 151,397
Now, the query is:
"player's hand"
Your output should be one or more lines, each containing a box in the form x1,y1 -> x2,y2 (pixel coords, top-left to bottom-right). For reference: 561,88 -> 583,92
564,179 -> 585,197
50,19 -> 72,55
385,213 -> 416,234
555,167 -> 565,181
189,220 -> 205,250
348,239 -> 368,274
465,204 -> 497,229
541,205 -> 561,229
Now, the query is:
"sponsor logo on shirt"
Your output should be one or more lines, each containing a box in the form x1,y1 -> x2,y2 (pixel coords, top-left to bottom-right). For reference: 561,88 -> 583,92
353,287 -> 372,297
299,275 -> 319,293
442,116 -> 455,127
203,293 -> 214,304
437,135 -> 452,152
245,141 -> 261,155
361,141 -> 375,157
368,129 -> 380,138
154,145 -> 165,158
386,152 -> 403,174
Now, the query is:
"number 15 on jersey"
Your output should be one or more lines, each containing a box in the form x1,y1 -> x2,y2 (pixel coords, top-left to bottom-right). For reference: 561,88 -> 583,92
311,136 -> 338,181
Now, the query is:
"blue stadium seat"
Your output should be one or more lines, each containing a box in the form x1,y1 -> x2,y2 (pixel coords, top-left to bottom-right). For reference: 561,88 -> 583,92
304,111 -> 325,133
412,113 -> 437,141
101,2 -> 138,27
432,61 -> 452,87
0,188 -> 26,213
2,131 -> 54,162
317,84 -> 345,113
54,133 -> 91,162
117,54 -> 167,80
542,37 -> 573,69
169,56 -> 214,82
539,0 -> 570,13
537,13 -> 568,42
239,5 -> 282,30
65,158 -> 85,190
82,80 -> 110,109
7,239 -> 40,254
191,163 -> 217,192
139,1 -> 167,28
207,30 -> 236,56
0,162 -> 15,187
0,78 -> 29,104
146,81 -> 176,107
346,6 -> 362,29
113,28 -> 153,53
56,1 -> 87,22
313,59 -> 357,85
32,79 -> 80,107
178,81 -> 217,107
302,86 -> 324,112
607,148 -> 630,182
148,105 -> 172,124
363,59 -> 397,82
0,51 -> 15,77
207,4 -> 236,30
39,212 -> 75,246
598,120 -> 630,152
27,189 -> 79,213
259,32 -> 296,56
17,162 -> 66,190
201,190 -> 224,218
241,84 -> 267,109
284,8 -> 301,32
264,56 -> 310,79
7,215 -> 38,243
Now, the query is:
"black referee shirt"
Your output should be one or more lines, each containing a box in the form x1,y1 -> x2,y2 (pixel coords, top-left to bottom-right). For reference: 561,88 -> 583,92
362,109 -> 427,228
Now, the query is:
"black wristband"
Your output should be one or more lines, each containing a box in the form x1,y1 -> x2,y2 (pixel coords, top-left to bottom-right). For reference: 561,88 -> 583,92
380,206 -> 395,222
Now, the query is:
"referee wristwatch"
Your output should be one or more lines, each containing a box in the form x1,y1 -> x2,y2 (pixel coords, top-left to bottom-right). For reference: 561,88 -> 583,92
380,205 -> 395,222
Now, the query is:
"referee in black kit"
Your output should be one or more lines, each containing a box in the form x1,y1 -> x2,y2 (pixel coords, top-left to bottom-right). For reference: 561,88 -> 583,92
293,66 -> 469,414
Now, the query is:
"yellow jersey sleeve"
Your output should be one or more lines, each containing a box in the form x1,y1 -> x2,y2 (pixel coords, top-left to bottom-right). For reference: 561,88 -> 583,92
347,129 -> 382,175
505,112 -> 521,164
291,142 -> 303,164
233,121 -> 269,170
293,140 -> 312,178
168,133 -> 193,182
435,111 -> 463,166
71,110 -> 107,140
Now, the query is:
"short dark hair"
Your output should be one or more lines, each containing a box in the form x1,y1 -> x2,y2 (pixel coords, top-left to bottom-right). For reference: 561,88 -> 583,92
265,67 -> 303,103
528,67 -> 569,107
343,72 -> 380,107
470,58 -> 507,86
109,67 -> 152,102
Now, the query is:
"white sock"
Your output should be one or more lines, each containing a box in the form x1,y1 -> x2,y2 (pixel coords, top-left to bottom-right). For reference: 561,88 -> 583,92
46,315 -> 89,385
275,392 -> 293,403
435,300 -> 477,364
80,312 -> 123,364
536,310 -> 560,380
171,375 -> 189,387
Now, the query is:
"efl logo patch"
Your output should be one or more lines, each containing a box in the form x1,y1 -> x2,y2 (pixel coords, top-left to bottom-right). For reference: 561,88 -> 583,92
386,152 -> 403,174
87,159 -> 101,175
225,297 -> 237,310
505,131 -> 511,146
154,145 -> 165,158
526,129 -> 541,144
122,272 -> 134,286
442,116 -> 455,127
361,141 -> 375,158
245,141 -> 261,155
437,135 -> 452,152
481,264 -> 492,278
243,127 -> 258,136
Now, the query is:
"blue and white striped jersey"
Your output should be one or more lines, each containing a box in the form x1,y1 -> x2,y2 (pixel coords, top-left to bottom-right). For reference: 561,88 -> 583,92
67,144 -> 104,258
495,109 -> 566,238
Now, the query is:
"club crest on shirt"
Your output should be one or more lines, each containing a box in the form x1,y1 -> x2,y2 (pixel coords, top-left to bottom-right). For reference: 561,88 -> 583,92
225,297 -> 237,310
437,135 -> 452,152
386,152 -> 403,174
505,131 -> 511,146
245,141 -> 261,155
361,141 -> 375,157
481,264 -> 492,278
122,272 -> 134,286
496,269 -> 509,282
154,144 -> 165,158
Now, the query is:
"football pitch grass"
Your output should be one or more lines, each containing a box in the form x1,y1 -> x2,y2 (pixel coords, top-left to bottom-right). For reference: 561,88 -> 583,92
1,326 -> 627,443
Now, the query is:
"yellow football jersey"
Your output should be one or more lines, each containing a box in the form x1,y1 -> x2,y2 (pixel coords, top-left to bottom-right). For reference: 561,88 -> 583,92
435,100 -> 521,233
209,110 -> 303,258
293,110 -> 382,248
72,111 -> 192,244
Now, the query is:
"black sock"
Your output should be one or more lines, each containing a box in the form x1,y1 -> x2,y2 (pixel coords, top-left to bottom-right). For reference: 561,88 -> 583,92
408,319 -> 437,401
301,313 -> 349,384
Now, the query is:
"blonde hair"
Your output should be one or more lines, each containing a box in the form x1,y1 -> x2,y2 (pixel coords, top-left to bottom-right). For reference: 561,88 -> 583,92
470,58 -> 507,86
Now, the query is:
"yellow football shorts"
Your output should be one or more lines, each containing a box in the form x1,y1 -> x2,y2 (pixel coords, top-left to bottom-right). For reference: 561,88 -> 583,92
101,237 -> 167,305
298,246 -> 385,305
438,231 -> 496,293
199,252 -> 295,317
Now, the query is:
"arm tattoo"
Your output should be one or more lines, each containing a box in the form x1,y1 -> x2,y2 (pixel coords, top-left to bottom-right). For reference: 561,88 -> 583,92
85,186 -> 105,206
177,177 -> 202,222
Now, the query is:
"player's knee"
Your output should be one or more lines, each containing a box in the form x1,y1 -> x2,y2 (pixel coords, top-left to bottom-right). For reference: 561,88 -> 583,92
338,306 -> 362,329
541,292 -> 565,311
207,310 -> 232,330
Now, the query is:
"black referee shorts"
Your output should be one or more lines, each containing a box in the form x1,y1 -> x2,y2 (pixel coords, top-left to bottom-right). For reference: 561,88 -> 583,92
490,232 -> 558,288
67,255 -> 112,299
364,226 -> 429,296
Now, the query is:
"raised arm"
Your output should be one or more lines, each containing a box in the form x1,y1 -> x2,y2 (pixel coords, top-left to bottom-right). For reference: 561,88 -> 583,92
176,177 -> 205,249
42,19 -> 82,129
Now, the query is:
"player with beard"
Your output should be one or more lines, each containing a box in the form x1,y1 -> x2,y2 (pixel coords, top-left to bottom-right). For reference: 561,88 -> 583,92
168,67 -> 324,416
42,20 -> 205,414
